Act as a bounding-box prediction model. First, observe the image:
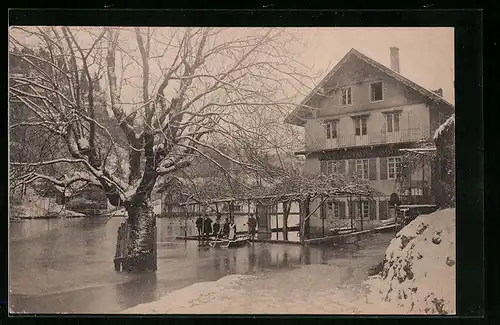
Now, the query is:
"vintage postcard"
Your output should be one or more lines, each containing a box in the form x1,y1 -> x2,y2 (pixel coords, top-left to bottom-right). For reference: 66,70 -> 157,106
9,25 -> 455,315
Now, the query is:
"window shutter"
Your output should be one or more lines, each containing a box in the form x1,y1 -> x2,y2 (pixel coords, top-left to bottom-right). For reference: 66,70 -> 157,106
339,201 -> 346,219
369,200 -> 377,220
348,159 -> 356,176
320,161 -> 326,174
378,200 -> 389,220
348,200 -> 355,219
380,157 -> 388,180
337,160 -> 345,175
369,158 -> 377,180
394,113 -> 400,132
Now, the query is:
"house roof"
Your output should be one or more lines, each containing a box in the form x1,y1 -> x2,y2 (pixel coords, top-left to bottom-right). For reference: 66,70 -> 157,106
284,48 -> 455,126
433,113 -> 455,140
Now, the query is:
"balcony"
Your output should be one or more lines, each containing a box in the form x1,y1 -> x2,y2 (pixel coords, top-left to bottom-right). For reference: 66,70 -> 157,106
305,127 -> 430,151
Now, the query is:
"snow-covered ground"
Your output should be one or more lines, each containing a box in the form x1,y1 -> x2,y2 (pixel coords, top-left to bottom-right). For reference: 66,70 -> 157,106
361,208 -> 456,314
122,269 -> 363,314
122,208 -> 456,315
10,197 -> 85,218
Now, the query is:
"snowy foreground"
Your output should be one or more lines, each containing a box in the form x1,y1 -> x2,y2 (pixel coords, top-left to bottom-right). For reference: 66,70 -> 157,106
122,208 -> 455,314
362,208 -> 456,314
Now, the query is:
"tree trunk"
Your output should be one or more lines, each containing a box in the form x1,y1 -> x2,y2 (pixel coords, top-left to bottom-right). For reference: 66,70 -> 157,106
282,201 -> 291,241
121,200 -> 157,273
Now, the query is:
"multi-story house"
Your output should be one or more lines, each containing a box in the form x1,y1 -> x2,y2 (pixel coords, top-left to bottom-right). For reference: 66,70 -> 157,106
284,47 -> 454,232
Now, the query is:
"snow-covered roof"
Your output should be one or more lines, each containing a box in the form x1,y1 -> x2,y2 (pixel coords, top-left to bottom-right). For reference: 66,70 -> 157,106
433,114 -> 455,140
285,48 -> 455,126
399,147 -> 437,154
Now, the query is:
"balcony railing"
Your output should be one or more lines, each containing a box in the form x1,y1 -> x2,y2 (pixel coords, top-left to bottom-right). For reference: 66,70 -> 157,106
305,127 -> 430,151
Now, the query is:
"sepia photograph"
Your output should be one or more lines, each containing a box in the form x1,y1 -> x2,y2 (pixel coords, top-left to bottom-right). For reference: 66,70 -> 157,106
8,25 -> 456,315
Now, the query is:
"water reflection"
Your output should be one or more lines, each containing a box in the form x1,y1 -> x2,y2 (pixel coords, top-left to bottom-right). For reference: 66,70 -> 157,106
115,273 -> 158,310
300,246 -> 312,265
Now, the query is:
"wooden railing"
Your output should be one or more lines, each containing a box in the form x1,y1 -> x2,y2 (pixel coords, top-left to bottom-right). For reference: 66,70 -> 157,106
305,127 -> 431,151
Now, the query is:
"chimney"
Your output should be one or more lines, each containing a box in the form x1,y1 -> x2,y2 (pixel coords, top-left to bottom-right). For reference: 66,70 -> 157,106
390,47 -> 400,73
432,88 -> 443,97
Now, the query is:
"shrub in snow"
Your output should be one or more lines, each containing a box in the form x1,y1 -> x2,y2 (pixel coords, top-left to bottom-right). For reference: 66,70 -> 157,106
77,137 -> 90,150
363,208 -> 455,314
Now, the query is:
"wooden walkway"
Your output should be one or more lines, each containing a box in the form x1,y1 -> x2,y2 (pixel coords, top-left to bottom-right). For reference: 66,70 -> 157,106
303,230 -> 372,245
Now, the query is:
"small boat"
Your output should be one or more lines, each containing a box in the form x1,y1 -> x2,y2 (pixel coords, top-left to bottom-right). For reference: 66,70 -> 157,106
209,236 -> 249,249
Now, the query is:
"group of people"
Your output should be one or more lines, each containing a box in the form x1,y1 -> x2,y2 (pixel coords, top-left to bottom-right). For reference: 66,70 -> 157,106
195,213 -> 259,242
195,214 -> 237,242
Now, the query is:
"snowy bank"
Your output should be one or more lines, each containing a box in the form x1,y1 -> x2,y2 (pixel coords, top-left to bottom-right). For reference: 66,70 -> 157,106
122,274 -> 256,314
10,197 -> 85,218
361,208 -> 456,314
121,268 -> 368,314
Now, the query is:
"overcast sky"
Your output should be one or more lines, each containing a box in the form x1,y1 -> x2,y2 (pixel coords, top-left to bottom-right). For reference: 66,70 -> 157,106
115,27 -> 455,106
10,26 -> 454,105
7,27 -> 455,121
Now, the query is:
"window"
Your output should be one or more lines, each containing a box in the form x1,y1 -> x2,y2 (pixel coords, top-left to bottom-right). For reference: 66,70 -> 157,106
325,120 -> 338,139
340,87 -> 353,106
356,201 -> 369,218
321,160 -> 337,175
354,117 -> 368,136
388,156 -> 402,179
327,201 -> 341,218
356,159 -> 369,179
386,113 -> 400,132
370,82 -> 384,102
411,188 -> 423,196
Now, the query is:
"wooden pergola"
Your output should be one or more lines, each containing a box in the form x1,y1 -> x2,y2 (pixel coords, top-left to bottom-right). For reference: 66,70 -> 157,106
173,172 -> 382,244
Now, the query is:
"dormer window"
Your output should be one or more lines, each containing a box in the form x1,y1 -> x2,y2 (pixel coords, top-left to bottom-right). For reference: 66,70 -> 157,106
370,81 -> 384,102
340,87 -> 353,106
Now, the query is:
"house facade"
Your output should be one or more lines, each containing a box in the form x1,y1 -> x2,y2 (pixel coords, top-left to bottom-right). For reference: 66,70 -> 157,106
285,47 -> 454,232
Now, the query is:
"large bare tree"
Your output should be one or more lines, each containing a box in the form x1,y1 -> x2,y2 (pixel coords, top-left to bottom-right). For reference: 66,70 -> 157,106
9,26 -> 312,272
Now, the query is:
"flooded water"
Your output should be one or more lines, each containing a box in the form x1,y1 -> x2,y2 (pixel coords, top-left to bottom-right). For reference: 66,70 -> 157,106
9,217 -> 392,314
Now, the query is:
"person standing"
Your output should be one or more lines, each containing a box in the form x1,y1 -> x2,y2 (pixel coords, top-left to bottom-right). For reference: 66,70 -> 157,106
195,215 -> 204,241
229,222 -> 237,240
213,217 -> 221,238
248,213 -> 257,241
222,218 -> 230,239
203,214 -> 213,243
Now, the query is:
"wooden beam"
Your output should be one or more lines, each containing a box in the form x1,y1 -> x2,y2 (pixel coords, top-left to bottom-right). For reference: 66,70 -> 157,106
304,196 -> 329,222
304,230 -> 372,245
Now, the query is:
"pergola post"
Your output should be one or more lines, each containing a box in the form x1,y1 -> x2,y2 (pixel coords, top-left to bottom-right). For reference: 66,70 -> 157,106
359,195 -> 363,231
275,203 -> 279,240
299,199 -> 305,245
229,201 -> 234,223
349,195 -> 354,230
321,194 -> 325,236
